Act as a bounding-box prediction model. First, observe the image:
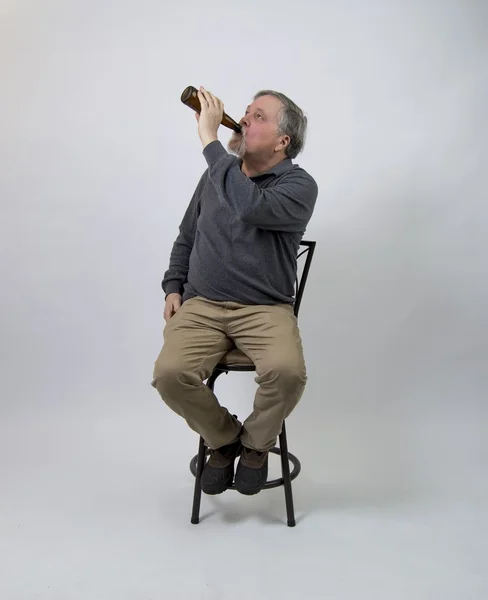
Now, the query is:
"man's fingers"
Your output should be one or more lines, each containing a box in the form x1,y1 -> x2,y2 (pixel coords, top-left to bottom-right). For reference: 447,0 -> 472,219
198,88 -> 209,105
200,87 -> 222,109
197,89 -> 208,112
164,298 -> 181,322
210,93 -> 222,110
163,304 -> 172,322
211,94 -> 223,113
200,86 -> 211,104
174,299 -> 181,311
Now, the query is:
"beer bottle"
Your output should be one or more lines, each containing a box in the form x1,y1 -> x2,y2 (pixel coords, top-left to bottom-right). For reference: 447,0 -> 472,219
180,85 -> 242,133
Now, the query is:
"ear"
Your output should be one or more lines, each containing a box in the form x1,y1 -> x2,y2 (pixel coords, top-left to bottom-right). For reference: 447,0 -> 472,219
274,135 -> 290,153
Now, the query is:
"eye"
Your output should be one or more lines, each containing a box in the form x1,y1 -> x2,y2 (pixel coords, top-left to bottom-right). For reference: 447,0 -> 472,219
257,114 -> 263,119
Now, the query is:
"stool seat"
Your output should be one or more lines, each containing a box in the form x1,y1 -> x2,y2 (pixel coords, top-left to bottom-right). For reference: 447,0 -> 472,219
217,347 -> 255,369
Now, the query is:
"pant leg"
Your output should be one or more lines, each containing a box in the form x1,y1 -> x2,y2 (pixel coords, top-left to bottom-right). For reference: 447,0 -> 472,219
151,296 -> 241,449
226,303 -> 307,451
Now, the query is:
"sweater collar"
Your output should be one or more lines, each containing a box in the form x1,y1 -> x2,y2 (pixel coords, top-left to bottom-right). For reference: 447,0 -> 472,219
238,157 -> 294,178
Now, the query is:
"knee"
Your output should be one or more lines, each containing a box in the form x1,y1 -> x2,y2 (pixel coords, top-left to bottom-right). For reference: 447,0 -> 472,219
152,355 -> 196,397
258,358 -> 307,388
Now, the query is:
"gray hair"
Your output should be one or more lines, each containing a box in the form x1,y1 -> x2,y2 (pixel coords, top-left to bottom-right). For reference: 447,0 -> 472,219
252,89 -> 308,159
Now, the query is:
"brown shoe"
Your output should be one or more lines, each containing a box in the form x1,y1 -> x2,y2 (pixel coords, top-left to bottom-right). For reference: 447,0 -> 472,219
200,438 -> 242,495
235,447 -> 269,495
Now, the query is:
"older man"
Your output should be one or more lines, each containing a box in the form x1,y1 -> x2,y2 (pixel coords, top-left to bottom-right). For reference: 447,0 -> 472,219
152,86 -> 318,496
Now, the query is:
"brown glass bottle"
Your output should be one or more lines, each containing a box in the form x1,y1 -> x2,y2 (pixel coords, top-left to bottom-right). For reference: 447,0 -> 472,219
180,85 -> 242,133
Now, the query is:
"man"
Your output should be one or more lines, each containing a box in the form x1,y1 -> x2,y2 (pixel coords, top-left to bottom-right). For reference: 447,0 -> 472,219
152,86 -> 318,496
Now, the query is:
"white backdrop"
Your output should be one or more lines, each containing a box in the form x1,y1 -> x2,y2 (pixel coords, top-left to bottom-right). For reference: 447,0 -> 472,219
1,1 -> 487,598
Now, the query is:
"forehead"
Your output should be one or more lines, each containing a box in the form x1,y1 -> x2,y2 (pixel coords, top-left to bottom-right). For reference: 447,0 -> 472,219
247,95 -> 282,119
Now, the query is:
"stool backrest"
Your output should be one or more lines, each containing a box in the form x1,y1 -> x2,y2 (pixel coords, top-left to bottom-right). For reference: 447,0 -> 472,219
294,240 -> 316,318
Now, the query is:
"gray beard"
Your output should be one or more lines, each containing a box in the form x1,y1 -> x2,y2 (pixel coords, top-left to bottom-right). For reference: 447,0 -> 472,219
227,131 -> 246,158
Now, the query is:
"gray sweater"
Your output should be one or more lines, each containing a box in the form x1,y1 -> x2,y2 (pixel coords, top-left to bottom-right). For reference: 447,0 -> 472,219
162,140 -> 318,305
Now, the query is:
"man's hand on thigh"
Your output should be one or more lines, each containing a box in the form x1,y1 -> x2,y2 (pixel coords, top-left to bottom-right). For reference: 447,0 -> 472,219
164,293 -> 182,322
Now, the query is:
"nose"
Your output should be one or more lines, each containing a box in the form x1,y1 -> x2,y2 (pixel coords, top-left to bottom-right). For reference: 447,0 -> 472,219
240,114 -> 250,128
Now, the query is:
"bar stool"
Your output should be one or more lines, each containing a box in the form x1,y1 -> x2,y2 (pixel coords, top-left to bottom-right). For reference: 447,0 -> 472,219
189,240 -> 316,527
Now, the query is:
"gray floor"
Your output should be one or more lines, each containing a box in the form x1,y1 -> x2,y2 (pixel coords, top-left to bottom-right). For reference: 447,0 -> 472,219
1,378 -> 486,600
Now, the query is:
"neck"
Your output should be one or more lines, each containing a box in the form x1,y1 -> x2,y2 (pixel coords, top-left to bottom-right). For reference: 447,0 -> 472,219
241,152 -> 287,178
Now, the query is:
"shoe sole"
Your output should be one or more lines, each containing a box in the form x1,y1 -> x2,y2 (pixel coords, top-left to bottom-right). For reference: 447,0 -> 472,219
235,467 -> 268,496
201,484 -> 232,495
201,469 -> 235,495
235,484 -> 263,496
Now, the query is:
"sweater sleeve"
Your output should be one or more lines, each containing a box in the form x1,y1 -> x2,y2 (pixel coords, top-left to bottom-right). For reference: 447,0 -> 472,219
202,141 -> 318,233
161,172 -> 205,297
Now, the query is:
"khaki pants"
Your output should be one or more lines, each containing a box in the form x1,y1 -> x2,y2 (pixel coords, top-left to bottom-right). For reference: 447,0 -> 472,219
151,296 -> 307,451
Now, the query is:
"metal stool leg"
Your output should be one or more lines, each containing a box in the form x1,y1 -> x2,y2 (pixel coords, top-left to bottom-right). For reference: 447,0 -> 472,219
279,421 -> 296,527
191,435 -> 206,524
190,369 -> 225,525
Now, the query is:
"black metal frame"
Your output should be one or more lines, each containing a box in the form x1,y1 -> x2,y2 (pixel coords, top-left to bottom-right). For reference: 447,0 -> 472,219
189,240 -> 316,527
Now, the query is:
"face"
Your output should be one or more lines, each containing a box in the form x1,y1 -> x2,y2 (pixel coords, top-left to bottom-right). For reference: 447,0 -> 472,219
227,95 -> 289,159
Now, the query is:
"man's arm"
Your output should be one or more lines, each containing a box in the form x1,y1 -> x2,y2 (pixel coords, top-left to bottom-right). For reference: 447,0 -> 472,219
161,173 -> 205,297
203,140 -> 318,233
